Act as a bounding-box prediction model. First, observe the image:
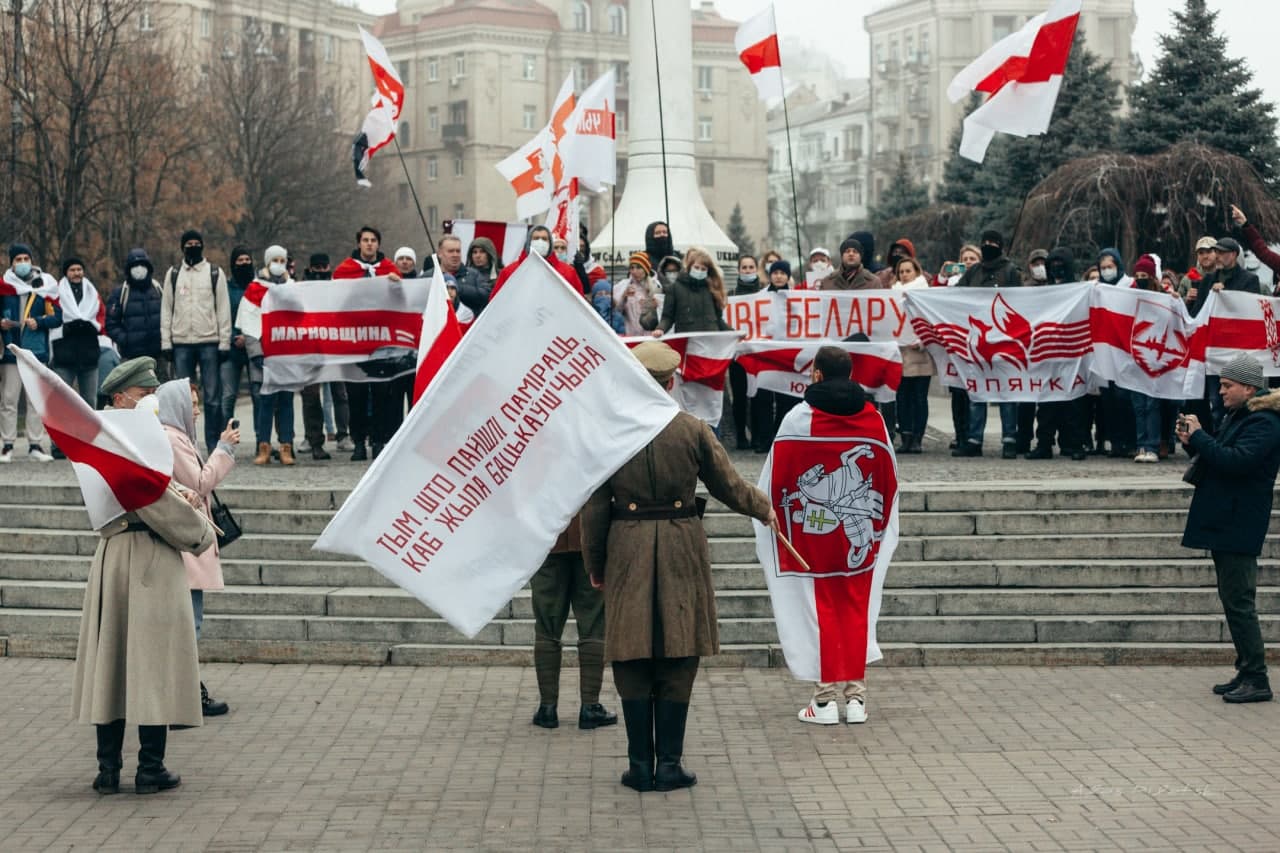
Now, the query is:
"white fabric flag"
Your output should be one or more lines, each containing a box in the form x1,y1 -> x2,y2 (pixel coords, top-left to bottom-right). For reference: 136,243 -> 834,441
446,220 -> 530,267
1203,290 -> 1280,375
314,255 -> 680,638
559,68 -> 617,190
734,4 -> 785,102
1089,285 -> 1207,398
734,340 -> 903,403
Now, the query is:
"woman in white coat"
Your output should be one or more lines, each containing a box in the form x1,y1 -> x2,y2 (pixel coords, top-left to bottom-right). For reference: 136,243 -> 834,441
156,379 -> 238,716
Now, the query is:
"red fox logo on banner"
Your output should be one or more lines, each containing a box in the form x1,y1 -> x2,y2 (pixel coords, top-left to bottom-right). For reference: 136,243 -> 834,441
1130,297 -> 1191,377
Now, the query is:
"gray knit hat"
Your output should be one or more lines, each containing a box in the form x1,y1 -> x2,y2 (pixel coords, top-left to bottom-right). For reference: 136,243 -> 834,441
1220,353 -> 1266,391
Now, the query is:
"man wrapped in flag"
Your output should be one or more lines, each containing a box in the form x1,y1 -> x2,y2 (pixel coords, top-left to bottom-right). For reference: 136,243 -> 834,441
753,346 -> 899,727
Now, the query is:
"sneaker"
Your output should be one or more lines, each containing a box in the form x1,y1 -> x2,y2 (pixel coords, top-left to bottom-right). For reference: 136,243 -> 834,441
0,445 -> 12,463
845,698 -> 867,724
336,436 -> 355,452
296,437 -> 310,453
29,445 -> 53,462
798,700 -> 839,725
1001,444 -> 1017,460
1135,450 -> 1158,463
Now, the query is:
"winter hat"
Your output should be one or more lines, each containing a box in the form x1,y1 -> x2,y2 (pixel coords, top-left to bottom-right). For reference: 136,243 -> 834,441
1027,249 -> 1049,264
180,229 -> 203,247
124,248 -> 153,274
1220,352 -> 1266,391
980,230 -> 1004,248
264,244 -> 287,265
309,253 -> 330,267
770,259 -> 792,278
809,247 -> 831,261
230,245 -> 253,265
60,256 -> 85,276
1133,255 -> 1158,278
1214,237 -> 1242,255
394,246 -> 417,264
628,251 -> 652,275
838,237 -> 864,258
8,242 -> 32,262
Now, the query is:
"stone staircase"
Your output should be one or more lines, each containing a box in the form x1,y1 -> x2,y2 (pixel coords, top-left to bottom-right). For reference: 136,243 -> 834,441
0,479 -> 1276,667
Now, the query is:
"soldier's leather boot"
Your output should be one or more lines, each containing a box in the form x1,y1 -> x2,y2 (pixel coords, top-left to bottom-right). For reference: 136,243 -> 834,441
619,699 -> 655,792
135,725 -> 181,794
653,700 -> 696,791
92,719 -> 125,794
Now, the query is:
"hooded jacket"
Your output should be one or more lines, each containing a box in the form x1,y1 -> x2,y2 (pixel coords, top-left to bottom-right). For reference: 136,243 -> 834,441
803,376 -> 868,418
957,250 -> 1021,289
105,249 -> 164,359
1096,248 -> 1133,289
876,238 -> 918,288
657,271 -> 731,334
490,244 -> 581,301
1045,248 -> 1076,285
455,236 -> 502,317
644,221 -> 678,272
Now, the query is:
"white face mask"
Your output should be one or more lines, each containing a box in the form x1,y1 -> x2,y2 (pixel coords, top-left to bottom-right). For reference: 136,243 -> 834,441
1100,267 -> 1118,283
689,267 -> 708,281
529,239 -> 550,257
738,273 -> 758,284
129,265 -> 148,281
1030,264 -> 1047,281
811,262 -> 831,277
664,271 -> 678,284
268,261 -> 286,278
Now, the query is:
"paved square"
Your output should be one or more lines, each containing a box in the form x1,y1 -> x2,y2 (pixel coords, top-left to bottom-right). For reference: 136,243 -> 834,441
1,659 -> 1277,851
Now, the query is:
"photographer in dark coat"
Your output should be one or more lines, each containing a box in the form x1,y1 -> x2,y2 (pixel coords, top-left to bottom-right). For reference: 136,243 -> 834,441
1179,353 -> 1280,704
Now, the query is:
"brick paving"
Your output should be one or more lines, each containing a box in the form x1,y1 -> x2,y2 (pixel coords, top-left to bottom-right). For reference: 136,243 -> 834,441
2,658 -> 1278,851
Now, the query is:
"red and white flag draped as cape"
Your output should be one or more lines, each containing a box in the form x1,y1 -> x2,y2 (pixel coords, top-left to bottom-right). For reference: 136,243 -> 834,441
623,331 -> 742,424
754,398 -> 899,683
7,344 -> 172,529
734,340 -> 903,402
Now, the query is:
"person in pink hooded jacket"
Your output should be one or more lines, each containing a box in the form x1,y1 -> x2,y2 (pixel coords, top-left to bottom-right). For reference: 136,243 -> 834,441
156,378 -> 238,717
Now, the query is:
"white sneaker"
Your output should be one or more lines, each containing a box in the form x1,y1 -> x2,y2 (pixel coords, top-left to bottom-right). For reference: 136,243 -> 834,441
336,437 -> 355,452
28,446 -> 53,462
845,698 -> 867,724
798,700 -> 840,725
0,445 -> 12,463
1134,450 -> 1157,463
296,437 -> 310,453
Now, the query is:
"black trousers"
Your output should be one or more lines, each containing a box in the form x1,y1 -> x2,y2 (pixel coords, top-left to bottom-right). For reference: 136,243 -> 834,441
1213,551 -> 1268,681
1101,383 -> 1135,451
1016,403 -> 1037,452
728,362 -> 749,442
1035,400 -> 1084,451
896,376 -> 930,439
346,375 -> 412,447
612,657 -> 699,703
751,391 -> 798,450
949,388 -> 969,442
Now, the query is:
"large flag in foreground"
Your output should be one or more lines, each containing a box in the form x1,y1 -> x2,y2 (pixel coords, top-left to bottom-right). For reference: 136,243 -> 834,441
735,4 -> 785,101
754,398 -> 899,682
314,255 -> 680,637
1090,285 -> 1207,397
352,26 -> 406,186
8,344 -> 172,529
734,341 -> 903,402
946,0 -> 1080,162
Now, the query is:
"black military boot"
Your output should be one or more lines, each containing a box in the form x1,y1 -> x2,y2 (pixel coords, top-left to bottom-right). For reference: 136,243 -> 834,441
619,699 -> 654,792
532,704 -> 558,729
653,700 -> 697,791
135,725 -> 181,794
350,442 -> 368,462
201,681 -> 229,717
579,703 -> 618,730
1213,672 -> 1244,696
93,719 -> 125,794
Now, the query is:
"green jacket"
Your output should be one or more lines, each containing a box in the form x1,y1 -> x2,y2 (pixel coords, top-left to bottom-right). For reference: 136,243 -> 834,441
658,273 -> 731,333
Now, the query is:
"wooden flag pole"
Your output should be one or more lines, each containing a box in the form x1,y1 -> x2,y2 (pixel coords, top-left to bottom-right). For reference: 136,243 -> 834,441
775,530 -> 811,572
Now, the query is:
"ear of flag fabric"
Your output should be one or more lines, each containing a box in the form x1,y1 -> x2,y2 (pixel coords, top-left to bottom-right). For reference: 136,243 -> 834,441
734,4 -> 784,102
353,26 -> 406,187
7,344 -> 173,529
946,0 -> 1081,163
413,255 -> 463,404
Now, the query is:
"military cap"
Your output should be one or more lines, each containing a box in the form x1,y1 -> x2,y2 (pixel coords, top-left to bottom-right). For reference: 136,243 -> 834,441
632,341 -> 682,385
100,356 -> 161,397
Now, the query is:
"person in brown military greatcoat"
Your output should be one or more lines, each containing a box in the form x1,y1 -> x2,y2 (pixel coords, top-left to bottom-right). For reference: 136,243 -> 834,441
582,341 -> 778,792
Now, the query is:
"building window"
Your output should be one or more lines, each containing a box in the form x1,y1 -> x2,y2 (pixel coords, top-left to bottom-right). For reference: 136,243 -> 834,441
454,53 -> 466,77
200,9 -> 211,38
428,107 -> 438,132
697,116 -> 712,141
696,66 -> 712,92
428,57 -> 439,81
396,60 -> 411,86
522,54 -> 537,80
427,156 -> 438,181
398,121 -> 410,147
919,29 -> 931,64
449,100 -> 467,127
454,157 -> 465,178
522,105 -> 537,131
613,61 -> 629,87
616,108 -> 627,135
428,205 -> 439,230
571,1 -> 590,32
139,3 -> 154,31
323,34 -> 334,63
454,203 -> 466,220
399,184 -> 410,207
699,161 -> 714,187
852,180 -> 864,207
993,15 -> 1017,42
607,4 -> 627,36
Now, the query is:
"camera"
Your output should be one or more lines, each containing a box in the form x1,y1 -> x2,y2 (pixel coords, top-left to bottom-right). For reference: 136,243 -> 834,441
1176,415 -> 1190,435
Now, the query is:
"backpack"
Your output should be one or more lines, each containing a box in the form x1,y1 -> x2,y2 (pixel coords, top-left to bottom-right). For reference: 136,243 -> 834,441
166,264 -> 220,295
119,279 -> 162,312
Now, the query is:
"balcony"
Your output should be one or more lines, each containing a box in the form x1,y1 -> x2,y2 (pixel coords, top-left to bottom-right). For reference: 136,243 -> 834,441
907,97 -> 930,118
442,123 -> 467,146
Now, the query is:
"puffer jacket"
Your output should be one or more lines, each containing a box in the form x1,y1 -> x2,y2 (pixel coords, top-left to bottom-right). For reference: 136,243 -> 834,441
106,250 -> 165,360
657,272 -> 731,333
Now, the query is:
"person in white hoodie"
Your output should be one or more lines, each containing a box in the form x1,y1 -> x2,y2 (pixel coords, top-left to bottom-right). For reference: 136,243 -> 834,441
892,256 -> 935,453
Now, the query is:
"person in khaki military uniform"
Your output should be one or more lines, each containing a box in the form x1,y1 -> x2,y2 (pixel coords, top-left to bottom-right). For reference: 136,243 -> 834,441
582,341 -> 778,793
74,357 -> 216,795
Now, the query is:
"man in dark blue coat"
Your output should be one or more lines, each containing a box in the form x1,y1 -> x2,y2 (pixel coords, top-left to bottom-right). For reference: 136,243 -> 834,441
1180,353 -> 1280,703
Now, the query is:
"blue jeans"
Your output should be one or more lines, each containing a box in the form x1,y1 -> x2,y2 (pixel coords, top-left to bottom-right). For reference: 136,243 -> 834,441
219,355 -> 251,434
191,589 -> 204,639
252,388 -> 295,445
1129,390 -> 1161,454
967,401 -> 1018,447
896,376 -> 930,438
52,365 -> 98,409
173,343 -> 223,451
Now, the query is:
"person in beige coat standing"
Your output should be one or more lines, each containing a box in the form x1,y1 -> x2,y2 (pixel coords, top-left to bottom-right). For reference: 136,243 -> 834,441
157,378 -> 238,716
75,356 -> 216,796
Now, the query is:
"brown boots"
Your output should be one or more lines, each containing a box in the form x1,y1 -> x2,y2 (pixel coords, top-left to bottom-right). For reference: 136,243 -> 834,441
254,443 -> 297,466
278,443 -> 296,466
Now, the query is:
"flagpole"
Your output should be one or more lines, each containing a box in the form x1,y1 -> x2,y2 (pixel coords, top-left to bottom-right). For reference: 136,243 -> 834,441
780,87 -> 804,267
610,183 -> 617,282
649,0 -> 671,225
393,136 -> 437,255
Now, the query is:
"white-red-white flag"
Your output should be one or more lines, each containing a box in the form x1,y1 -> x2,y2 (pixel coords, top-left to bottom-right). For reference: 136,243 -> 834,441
413,255 -> 462,403
735,5 -> 785,102
353,26 -> 406,187
7,344 -> 172,529
623,331 -> 742,424
1202,290 -> 1280,376
445,220 -> 530,267
734,341 -> 903,402
754,398 -> 899,682
946,0 -> 1080,162
559,68 -> 617,190
0,268 -> 58,299
1089,285 -> 1207,398
496,74 -> 575,218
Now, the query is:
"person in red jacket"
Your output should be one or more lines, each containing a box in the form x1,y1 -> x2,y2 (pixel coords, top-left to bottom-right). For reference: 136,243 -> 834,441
332,226 -> 401,280
1231,205 -> 1280,295
490,225 -> 581,301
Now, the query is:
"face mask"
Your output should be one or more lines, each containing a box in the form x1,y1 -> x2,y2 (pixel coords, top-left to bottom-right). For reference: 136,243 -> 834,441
232,263 -> 255,284
183,245 -> 204,265
529,239 -> 550,257
1100,267 -> 1118,283
268,261 -> 287,278
664,271 -> 678,285
1030,264 -> 1047,281
811,263 -> 831,277
556,251 -> 570,264
738,273 -> 758,284
980,244 -> 1001,263
689,267 -> 708,281
129,265 -> 149,281
13,262 -> 32,279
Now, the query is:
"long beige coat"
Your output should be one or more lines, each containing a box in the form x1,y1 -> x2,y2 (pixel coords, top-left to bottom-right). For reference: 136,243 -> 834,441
72,487 -> 216,726
582,412 -> 771,663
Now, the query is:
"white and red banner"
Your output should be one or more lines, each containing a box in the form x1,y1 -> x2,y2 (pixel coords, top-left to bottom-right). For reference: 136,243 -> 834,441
413,255 -> 462,403
1203,291 -> 1280,375
1090,286 -> 1207,397
735,341 -> 903,403
735,4 -> 785,102
623,331 -> 742,424
445,219 -> 530,267
314,255 -> 679,638
49,275 -> 105,351
753,399 -> 899,682
8,344 -> 172,529
947,0 -> 1080,162
908,284 -> 1092,401
353,26 -> 406,187
253,277 -> 430,392
723,290 -> 915,344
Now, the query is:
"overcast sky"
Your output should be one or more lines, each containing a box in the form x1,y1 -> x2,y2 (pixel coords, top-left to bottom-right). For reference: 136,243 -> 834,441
359,1 -> 1278,115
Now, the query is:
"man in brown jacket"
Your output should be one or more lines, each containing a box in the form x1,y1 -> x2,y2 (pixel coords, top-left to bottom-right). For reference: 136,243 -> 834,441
816,237 -> 882,291
582,341 -> 778,792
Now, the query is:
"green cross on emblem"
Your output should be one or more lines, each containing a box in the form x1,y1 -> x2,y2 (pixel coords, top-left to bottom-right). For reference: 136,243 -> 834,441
806,507 -> 839,531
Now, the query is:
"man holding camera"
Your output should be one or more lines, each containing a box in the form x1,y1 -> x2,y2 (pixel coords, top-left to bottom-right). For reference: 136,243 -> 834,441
1179,353 -> 1280,704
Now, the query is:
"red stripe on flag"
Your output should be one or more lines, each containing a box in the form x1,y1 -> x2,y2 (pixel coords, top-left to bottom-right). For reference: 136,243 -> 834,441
262,310 -> 423,357
45,424 -> 170,512
739,34 -> 781,74
414,319 -> 462,403
975,13 -> 1078,95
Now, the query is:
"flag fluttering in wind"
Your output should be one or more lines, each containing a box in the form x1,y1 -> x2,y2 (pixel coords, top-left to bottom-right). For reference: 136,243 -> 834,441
352,26 -> 406,187
445,220 -> 530,267
734,4 -> 784,101
413,255 -> 462,403
7,344 -> 173,529
497,75 -> 574,217
946,0 -> 1080,163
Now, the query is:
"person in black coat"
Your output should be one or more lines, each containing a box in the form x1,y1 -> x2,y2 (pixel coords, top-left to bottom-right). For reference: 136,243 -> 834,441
1180,353 -> 1280,704
105,249 -> 165,366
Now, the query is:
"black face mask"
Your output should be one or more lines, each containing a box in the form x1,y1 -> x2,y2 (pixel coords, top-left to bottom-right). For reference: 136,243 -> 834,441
183,245 -> 204,266
981,244 -> 1002,263
232,263 -> 255,286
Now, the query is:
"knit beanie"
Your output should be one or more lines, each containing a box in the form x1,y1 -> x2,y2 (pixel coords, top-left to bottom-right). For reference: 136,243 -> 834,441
8,242 -> 32,262
60,256 -> 85,276
180,229 -> 203,247
1220,353 -> 1266,391
629,251 -> 652,275
838,237 -> 864,258
770,259 -> 792,277
1133,255 -> 1157,278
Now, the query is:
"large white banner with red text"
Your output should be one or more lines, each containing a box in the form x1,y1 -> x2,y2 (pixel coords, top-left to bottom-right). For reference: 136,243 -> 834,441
314,256 -> 678,638
734,341 -> 903,402
724,290 -> 916,344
